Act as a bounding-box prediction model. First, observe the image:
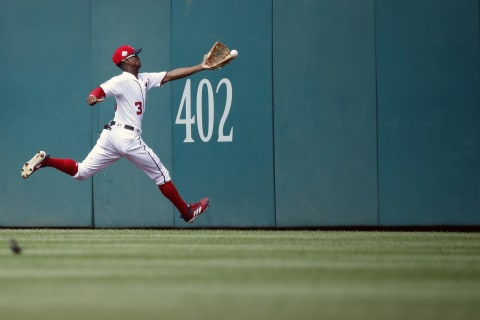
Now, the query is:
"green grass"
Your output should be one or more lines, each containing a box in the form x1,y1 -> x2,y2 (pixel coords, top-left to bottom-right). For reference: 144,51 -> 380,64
0,229 -> 479,320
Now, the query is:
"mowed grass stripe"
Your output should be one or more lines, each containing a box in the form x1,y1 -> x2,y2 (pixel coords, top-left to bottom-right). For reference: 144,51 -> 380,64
0,229 -> 479,320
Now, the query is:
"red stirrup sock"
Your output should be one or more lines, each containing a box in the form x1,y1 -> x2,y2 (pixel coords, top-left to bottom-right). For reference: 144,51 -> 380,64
159,181 -> 189,215
43,157 -> 78,176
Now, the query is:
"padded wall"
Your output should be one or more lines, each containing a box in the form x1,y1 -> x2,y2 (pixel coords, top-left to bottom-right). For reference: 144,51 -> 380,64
376,0 -> 480,225
171,0 -> 275,227
273,0 -> 379,226
0,0 -> 92,226
1,0 -> 479,228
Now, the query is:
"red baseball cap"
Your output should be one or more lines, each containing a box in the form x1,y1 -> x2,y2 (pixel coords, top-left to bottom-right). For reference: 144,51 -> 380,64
112,45 -> 142,65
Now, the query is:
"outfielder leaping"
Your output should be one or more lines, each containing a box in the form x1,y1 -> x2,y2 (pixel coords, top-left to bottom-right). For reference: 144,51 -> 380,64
21,45 -> 212,223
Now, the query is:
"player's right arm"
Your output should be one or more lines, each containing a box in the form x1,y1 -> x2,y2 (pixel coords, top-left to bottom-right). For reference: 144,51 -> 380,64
86,87 -> 106,106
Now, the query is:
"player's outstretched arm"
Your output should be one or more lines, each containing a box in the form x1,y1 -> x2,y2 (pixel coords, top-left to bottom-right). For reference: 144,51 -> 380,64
162,60 -> 212,85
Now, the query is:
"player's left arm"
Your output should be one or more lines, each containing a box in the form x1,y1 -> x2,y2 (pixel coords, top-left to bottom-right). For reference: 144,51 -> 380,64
161,59 -> 213,85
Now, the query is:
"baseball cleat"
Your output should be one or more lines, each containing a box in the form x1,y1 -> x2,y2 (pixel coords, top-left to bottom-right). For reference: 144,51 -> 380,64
21,151 -> 49,179
182,197 -> 210,223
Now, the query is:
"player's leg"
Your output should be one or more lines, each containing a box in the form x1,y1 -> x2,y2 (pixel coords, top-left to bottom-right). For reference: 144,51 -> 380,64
74,131 -> 121,180
123,140 -> 188,213
161,179 -> 210,223
159,181 -> 209,223
159,181 -> 188,215
44,157 -> 78,175
21,151 -> 78,179
21,130 -> 119,180
125,137 -> 209,222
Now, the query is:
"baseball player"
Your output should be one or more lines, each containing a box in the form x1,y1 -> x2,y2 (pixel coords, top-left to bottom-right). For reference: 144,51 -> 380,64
21,45 -> 212,223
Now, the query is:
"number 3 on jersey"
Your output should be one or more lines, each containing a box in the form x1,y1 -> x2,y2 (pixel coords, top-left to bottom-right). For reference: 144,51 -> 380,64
135,102 -> 143,115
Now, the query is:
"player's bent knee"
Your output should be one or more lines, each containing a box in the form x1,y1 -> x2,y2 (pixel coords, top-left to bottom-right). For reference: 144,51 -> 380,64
73,165 -> 94,181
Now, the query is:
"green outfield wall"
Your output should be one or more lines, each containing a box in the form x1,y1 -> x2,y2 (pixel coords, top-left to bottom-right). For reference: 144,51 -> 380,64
1,0 -> 479,227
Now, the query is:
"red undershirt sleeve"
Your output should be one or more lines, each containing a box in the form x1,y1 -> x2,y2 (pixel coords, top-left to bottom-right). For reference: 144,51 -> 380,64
89,87 -> 106,99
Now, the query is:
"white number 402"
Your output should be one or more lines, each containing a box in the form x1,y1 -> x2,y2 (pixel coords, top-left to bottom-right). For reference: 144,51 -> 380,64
175,78 -> 233,143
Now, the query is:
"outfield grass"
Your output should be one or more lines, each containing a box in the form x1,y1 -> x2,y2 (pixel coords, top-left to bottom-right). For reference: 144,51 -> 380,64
0,229 -> 479,320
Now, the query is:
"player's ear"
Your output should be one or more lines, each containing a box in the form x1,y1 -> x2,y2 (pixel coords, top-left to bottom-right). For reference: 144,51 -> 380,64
123,59 -> 133,67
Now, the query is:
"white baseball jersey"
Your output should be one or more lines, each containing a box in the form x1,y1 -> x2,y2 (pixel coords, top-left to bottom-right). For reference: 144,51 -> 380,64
101,71 -> 166,130
73,71 -> 171,185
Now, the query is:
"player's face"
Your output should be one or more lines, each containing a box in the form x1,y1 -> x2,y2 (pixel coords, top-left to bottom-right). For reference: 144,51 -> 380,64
126,55 -> 141,69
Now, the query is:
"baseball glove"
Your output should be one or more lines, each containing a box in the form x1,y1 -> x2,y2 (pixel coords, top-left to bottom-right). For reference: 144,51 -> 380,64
204,42 -> 237,69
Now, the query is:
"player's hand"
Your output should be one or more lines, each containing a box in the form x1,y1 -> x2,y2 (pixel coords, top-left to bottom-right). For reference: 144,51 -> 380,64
201,57 -> 213,70
87,95 -> 104,106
